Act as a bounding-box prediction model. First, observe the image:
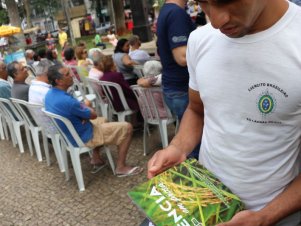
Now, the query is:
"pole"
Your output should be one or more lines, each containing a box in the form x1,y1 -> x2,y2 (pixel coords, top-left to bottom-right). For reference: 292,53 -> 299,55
61,0 -> 76,46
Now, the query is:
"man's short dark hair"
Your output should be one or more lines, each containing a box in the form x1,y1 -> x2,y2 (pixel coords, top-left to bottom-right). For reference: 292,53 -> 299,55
6,61 -> 19,79
64,48 -> 75,61
38,48 -> 46,58
47,64 -> 64,87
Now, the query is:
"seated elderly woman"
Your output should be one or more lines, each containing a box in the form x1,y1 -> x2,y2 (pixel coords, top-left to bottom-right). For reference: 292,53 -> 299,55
92,52 -> 140,113
112,38 -> 139,86
88,50 -> 104,80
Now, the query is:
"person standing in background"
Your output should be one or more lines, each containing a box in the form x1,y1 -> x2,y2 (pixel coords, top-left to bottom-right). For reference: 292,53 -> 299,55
157,0 -> 199,158
58,28 -> 68,49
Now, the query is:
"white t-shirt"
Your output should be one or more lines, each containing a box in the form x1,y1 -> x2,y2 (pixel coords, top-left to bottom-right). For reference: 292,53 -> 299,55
187,2 -> 301,225
129,49 -> 150,64
29,80 -> 51,105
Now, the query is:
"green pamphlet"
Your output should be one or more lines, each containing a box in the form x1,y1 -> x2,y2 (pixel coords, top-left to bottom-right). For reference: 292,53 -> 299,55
128,159 -> 244,226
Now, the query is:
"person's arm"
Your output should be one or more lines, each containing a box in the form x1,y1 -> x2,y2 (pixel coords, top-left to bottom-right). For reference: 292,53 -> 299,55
122,54 -> 138,67
172,45 -> 187,67
147,88 -> 204,178
217,174 -> 301,226
137,77 -> 152,87
83,99 -> 97,119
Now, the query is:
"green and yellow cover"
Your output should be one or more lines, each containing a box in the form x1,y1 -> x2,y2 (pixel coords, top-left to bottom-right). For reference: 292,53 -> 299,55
128,159 -> 244,226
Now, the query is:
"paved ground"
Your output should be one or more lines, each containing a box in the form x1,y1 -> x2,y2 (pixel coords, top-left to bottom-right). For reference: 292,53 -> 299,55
0,125 -> 176,226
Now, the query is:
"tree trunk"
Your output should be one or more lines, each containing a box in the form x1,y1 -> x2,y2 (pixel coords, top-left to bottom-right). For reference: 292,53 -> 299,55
112,0 -> 126,35
5,0 -> 25,48
23,0 -> 32,29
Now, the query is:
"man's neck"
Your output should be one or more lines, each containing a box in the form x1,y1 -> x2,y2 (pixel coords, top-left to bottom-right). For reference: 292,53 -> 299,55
250,0 -> 288,34
165,0 -> 186,8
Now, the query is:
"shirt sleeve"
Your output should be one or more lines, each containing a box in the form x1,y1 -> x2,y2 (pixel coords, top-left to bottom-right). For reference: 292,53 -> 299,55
187,32 -> 198,91
167,8 -> 194,50
69,97 -> 91,119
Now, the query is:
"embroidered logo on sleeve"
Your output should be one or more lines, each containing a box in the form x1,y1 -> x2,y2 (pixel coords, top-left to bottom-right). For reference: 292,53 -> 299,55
172,36 -> 188,43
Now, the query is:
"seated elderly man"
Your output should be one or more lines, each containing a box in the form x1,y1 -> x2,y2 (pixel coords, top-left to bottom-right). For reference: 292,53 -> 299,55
25,49 -> 35,66
7,61 -> 29,101
29,60 -> 53,104
0,61 -> 11,99
129,35 -> 150,65
45,64 -> 143,176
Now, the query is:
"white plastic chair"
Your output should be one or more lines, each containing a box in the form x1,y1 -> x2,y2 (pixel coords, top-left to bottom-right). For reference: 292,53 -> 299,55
26,102 -> 66,174
99,81 -> 137,122
131,85 -> 177,155
67,65 -> 96,103
0,107 -> 7,140
10,98 -> 48,163
86,78 -> 111,119
0,97 -> 33,154
42,109 -> 116,192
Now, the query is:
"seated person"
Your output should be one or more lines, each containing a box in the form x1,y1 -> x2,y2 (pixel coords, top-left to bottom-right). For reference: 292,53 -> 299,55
137,60 -> 162,87
75,46 -> 93,67
94,33 -> 106,50
45,64 -> 143,176
46,49 -> 61,66
63,47 -> 81,82
101,54 -> 140,113
128,35 -> 150,65
29,60 -> 53,104
25,49 -> 35,66
88,50 -> 104,81
112,39 -> 138,85
106,29 -> 118,47
0,61 -> 11,99
137,60 -> 167,118
7,61 -> 29,101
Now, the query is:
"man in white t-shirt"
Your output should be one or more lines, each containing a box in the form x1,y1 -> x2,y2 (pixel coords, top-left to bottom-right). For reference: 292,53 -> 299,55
148,0 -> 301,226
29,60 -> 52,104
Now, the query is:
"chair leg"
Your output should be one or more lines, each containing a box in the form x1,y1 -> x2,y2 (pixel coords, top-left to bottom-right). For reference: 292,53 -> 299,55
32,128 -> 43,162
24,125 -> 33,156
13,123 -> 24,153
102,146 -> 116,175
42,131 -> 51,166
158,120 -> 169,148
69,150 -> 85,192
0,116 -> 5,140
51,134 -> 65,173
143,121 -> 148,156
3,118 -> 9,140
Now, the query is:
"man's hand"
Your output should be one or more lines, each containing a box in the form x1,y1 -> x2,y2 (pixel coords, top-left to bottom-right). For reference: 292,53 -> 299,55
217,210 -> 268,226
147,144 -> 187,179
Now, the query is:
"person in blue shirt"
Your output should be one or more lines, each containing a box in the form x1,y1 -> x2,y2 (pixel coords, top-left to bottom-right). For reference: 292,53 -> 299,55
45,64 -> 143,176
157,0 -> 199,159
157,0 -> 195,121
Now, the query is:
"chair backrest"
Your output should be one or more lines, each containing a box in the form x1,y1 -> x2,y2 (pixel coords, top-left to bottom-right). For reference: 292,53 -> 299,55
25,102 -> 58,135
10,98 -> 38,128
131,85 -> 173,121
0,97 -> 23,122
86,78 -> 106,104
42,108 -> 86,148
99,80 -> 132,114
67,65 -> 94,98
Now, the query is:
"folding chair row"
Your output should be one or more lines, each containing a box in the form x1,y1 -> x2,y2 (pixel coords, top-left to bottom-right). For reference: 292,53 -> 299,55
0,97 -> 116,191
